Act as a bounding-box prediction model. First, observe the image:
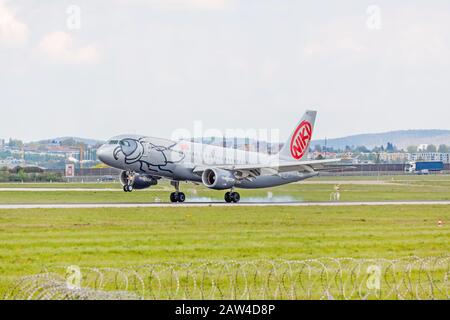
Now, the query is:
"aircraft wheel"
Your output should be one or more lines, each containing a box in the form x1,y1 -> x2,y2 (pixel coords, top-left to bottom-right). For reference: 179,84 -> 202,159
177,192 -> 186,203
123,185 -> 133,192
170,192 -> 178,203
231,192 -> 240,203
224,192 -> 232,203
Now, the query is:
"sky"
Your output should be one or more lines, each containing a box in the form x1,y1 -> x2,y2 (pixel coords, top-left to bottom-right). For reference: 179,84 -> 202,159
1,0 -> 449,142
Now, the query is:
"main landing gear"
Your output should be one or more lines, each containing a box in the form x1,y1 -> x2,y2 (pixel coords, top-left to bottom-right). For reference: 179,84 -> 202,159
167,181 -> 240,204
170,181 -> 185,203
224,191 -> 240,203
170,192 -> 186,203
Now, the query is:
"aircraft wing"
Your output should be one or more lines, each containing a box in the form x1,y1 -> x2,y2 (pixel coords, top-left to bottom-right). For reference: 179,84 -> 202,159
193,158 -> 341,177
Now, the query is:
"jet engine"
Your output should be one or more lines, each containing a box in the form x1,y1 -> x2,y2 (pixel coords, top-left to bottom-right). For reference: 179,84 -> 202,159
201,168 -> 236,190
119,171 -> 158,190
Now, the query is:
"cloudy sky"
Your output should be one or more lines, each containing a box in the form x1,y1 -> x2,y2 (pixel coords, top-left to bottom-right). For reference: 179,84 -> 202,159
1,0 -> 449,142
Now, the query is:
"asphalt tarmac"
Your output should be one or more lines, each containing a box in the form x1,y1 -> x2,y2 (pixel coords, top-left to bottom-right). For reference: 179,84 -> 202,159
0,200 -> 449,209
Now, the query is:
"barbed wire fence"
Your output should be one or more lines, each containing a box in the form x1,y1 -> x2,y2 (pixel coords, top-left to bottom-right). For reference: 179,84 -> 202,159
5,256 -> 449,300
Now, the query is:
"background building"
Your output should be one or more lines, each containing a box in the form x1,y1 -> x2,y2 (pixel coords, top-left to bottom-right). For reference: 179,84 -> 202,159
409,153 -> 450,163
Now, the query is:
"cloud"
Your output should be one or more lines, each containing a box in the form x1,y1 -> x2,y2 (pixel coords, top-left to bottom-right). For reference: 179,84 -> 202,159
385,9 -> 450,66
304,37 -> 368,57
0,1 -> 29,47
36,31 -> 100,64
117,0 -> 232,11
302,8 -> 450,66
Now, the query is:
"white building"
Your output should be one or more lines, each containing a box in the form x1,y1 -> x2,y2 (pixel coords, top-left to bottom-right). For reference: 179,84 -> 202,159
0,158 -> 25,168
379,152 -> 409,163
409,153 -> 450,163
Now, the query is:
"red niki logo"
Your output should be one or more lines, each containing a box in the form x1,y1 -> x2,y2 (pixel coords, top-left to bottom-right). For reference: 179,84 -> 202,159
290,120 -> 313,160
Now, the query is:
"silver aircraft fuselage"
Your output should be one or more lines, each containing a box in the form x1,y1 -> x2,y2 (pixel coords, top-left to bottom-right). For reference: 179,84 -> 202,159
97,135 -> 318,189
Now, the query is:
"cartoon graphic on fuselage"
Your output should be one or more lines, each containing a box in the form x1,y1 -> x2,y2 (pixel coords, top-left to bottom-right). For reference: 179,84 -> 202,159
97,111 -> 340,203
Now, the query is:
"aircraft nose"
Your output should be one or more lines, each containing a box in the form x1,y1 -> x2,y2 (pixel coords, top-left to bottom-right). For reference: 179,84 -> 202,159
97,145 -> 110,164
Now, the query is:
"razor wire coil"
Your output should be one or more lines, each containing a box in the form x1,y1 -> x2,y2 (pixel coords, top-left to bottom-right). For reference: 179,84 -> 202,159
6,256 -> 449,300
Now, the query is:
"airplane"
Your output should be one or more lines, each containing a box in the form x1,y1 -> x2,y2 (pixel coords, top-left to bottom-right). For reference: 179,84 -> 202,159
97,110 -> 340,203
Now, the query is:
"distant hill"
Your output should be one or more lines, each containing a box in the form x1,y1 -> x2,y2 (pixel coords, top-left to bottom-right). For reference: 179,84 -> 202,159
28,130 -> 450,151
313,130 -> 450,150
36,137 -> 105,147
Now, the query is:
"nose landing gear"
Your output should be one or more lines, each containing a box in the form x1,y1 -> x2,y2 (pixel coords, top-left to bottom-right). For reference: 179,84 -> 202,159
123,171 -> 135,192
170,181 -> 186,203
123,185 -> 133,192
224,191 -> 240,203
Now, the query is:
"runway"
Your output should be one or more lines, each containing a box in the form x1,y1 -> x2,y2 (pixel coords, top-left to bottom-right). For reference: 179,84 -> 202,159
0,181 -> 396,192
1,200 -> 450,209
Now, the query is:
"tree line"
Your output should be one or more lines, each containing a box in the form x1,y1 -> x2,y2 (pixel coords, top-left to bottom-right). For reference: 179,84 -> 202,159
0,167 -> 63,182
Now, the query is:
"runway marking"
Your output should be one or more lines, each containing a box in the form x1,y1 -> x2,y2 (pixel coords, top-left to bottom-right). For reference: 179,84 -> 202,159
0,200 -> 450,209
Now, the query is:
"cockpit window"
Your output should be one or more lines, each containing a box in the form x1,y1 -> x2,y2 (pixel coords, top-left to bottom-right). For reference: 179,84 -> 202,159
119,140 -> 131,146
108,140 -> 119,145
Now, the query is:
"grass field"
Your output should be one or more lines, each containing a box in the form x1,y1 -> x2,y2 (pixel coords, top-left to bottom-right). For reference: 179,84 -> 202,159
0,175 -> 449,299
1,178 -> 450,203
1,205 -> 449,298
2,173 -> 450,187
0,182 -> 121,189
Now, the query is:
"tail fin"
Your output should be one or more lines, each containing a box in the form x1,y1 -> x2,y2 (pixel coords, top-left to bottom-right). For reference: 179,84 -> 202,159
278,110 -> 317,161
